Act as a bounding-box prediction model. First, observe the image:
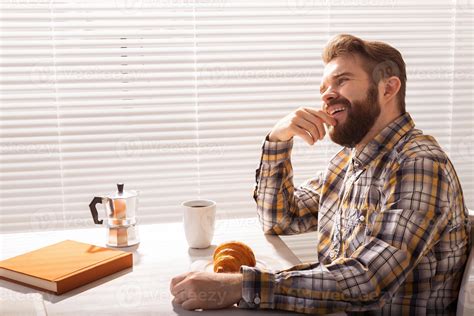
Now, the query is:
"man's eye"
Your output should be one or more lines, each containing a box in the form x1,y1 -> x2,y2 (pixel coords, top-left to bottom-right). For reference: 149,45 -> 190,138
337,78 -> 348,85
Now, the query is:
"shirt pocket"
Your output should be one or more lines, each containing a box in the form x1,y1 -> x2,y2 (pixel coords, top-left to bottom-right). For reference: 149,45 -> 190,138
344,220 -> 369,256
343,185 -> 381,257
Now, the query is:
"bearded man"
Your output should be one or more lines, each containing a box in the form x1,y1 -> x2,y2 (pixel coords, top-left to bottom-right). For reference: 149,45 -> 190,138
171,34 -> 470,315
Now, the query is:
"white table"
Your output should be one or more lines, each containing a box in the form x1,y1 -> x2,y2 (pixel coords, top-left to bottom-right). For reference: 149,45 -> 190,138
1,218 -> 335,315
4,214 -> 471,316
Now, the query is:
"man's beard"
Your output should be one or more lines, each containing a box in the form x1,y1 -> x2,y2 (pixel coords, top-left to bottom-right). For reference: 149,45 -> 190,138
328,85 -> 381,148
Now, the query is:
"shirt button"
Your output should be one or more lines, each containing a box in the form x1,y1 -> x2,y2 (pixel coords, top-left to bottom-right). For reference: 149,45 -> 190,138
359,215 -> 365,222
254,295 -> 261,304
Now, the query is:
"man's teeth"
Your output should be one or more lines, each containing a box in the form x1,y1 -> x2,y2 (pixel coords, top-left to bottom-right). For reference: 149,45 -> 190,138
330,108 -> 345,115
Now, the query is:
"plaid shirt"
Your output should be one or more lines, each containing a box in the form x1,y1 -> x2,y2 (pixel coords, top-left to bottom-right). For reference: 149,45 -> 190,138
240,113 -> 470,315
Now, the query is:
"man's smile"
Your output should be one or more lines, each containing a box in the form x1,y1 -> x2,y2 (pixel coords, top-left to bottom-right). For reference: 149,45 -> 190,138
326,104 -> 348,123
327,106 -> 346,115
330,108 -> 346,122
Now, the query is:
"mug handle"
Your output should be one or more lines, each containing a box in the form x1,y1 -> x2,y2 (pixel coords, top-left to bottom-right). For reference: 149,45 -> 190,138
89,197 -> 104,224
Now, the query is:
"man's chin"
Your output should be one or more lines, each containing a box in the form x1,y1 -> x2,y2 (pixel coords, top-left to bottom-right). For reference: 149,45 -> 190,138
328,127 -> 356,148
328,124 -> 343,138
327,129 -> 342,146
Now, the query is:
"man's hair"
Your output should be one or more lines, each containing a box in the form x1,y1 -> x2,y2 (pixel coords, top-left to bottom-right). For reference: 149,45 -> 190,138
322,34 -> 407,113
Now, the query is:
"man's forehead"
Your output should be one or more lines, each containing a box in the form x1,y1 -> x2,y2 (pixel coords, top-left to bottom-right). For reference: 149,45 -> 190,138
322,55 -> 364,80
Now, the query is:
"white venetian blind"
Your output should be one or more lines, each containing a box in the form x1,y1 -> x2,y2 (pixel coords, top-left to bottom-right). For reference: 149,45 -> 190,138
1,0 -> 472,233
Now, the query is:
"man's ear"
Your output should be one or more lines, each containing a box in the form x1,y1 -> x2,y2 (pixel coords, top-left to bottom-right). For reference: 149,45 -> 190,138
380,76 -> 401,104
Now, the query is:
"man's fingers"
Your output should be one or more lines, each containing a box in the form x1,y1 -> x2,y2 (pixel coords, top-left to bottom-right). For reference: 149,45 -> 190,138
182,299 -> 202,311
295,107 -> 333,141
292,125 -> 314,145
293,116 -> 322,141
305,107 -> 337,126
300,115 -> 326,140
171,280 -> 189,296
170,273 -> 190,295
172,289 -> 187,304
313,118 -> 326,140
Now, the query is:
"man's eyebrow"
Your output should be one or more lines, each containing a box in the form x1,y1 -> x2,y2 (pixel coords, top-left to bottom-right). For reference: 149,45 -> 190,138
319,72 -> 355,94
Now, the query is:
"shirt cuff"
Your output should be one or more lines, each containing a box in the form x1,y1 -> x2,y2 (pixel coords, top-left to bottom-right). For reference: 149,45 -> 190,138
261,134 -> 293,166
238,265 -> 276,310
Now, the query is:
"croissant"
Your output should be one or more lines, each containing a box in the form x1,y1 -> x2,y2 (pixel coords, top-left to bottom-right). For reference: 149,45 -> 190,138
213,241 -> 256,273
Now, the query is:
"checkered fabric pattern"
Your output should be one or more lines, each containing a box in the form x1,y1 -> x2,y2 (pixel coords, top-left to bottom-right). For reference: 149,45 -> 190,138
239,113 -> 471,315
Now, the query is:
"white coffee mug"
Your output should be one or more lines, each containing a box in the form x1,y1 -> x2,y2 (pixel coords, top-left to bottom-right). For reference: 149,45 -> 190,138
182,199 -> 216,248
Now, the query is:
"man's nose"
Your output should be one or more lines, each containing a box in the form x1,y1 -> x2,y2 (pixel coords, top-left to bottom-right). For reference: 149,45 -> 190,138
321,88 -> 338,105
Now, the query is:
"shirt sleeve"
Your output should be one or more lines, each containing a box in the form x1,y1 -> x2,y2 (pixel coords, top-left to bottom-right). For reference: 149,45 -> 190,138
241,157 -> 451,314
253,135 -> 324,235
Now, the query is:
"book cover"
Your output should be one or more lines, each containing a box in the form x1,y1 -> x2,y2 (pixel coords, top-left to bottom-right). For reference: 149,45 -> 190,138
0,240 -> 133,295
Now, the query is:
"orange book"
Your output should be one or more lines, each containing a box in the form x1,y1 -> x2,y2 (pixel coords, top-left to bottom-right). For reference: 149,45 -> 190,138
0,240 -> 133,295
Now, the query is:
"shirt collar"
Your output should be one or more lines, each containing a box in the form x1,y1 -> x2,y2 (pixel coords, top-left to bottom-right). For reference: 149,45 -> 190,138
351,112 -> 415,170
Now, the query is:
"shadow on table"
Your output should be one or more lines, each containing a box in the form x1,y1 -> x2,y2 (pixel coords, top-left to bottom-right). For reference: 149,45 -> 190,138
171,301 -> 304,315
0,246 -> 143,304
262,234 -> 302,268
0,267 -> 134,304
188,245 -> 217,261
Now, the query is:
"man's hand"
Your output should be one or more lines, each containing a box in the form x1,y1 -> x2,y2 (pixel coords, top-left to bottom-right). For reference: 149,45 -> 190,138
268,107 -> 337,144
170,271 -> 243,310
